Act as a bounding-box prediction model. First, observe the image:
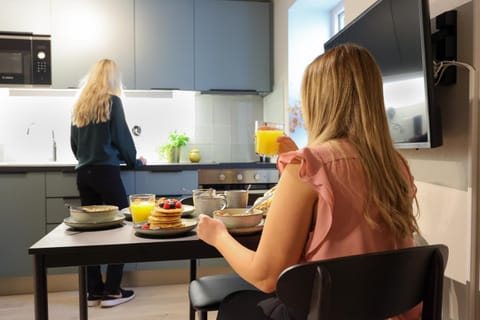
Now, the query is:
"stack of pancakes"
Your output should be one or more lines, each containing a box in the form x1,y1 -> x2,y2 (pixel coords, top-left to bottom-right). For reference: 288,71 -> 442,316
148,198 -> 183,229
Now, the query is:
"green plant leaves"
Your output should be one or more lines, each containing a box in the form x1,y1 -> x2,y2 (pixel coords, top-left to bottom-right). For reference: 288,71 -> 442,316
168,130 -> 189,147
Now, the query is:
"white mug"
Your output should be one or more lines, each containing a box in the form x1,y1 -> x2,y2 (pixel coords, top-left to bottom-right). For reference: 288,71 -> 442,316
194,195 -> 227,217
192,188 -> 216,207
224,190 -> 249,208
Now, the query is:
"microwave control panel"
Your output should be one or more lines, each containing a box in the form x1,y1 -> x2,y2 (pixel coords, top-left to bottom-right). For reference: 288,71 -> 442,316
32,35 -> 51,84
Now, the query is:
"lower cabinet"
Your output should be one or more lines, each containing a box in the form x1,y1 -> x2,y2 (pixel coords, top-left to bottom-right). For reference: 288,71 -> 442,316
44,169 -> 198,274
45,171 -> 136,231
134,170 -> 198,197
45,171 -> 80,232
1,168 -> 202,278
0,172 -> 45,277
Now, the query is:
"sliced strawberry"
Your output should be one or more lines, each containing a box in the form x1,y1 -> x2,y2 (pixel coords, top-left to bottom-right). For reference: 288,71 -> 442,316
163,202 -> 170,209
141,223 -> 150,230
175,201 -> 182,208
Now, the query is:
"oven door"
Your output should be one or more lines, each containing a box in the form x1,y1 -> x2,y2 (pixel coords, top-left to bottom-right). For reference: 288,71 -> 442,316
0,36 -> 32,84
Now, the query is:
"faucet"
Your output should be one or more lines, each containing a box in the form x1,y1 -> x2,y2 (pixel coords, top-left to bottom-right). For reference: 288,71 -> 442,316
52,130 -> 57,162
26,122 -> 36,135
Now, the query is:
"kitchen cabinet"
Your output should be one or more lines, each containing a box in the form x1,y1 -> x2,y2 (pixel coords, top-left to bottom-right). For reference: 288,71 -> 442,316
194,0 -> 272,93
45,171 -> 79,232
50,0 -> 135,89
43,169 -> 198,273
44,170 -> 135,274
135,170 -> 198,197
1,0 -> 271,92
134,0 -> 194,90
0,0 -> 50,34
0,172 -> 45,277
45,171 -> 135,232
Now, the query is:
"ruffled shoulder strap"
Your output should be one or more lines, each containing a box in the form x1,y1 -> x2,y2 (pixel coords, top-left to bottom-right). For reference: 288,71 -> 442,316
277,147 -> 335,258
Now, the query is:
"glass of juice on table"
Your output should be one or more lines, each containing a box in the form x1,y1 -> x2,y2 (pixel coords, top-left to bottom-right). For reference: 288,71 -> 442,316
255,121 -> 284,157
129,194 -> 155,224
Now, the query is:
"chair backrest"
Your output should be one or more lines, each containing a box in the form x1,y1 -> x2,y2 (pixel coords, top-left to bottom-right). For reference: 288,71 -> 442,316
276,244 -> 448,320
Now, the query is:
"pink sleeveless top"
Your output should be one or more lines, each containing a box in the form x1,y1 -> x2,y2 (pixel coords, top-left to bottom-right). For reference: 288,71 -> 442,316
277,140 -> 420,320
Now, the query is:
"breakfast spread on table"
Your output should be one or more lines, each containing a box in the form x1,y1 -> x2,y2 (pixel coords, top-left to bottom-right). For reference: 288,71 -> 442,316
252,185 -> 276,215
143,198 -> 184,229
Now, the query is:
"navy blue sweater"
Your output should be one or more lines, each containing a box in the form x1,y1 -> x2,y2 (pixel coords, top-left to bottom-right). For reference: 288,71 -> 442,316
70,95 -> 142,169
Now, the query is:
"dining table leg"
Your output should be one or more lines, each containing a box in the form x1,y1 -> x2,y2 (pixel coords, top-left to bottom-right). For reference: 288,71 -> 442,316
79,266 -> 88,320
189,259 -> 197,320
33,254 -> 48,320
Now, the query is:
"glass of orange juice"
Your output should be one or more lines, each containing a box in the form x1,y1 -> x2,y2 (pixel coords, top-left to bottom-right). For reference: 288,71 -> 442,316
129,194 -> 155,224
255,121 -> 284,156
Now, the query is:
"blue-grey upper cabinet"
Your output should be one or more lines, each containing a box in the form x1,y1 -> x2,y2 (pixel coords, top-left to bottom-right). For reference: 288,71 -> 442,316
194,0 -> 272,93
50,0 -> 135,89
135,0 -> 194,90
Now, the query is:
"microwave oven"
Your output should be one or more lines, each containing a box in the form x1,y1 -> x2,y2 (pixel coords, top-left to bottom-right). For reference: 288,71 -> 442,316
0,31 -> 51,85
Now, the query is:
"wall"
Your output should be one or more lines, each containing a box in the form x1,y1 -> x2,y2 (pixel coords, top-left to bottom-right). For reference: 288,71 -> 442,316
263,0 -> 296,124
0,89 -> 263,164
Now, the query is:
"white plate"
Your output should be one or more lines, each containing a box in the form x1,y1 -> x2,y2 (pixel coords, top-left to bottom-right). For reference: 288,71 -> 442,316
134,218 -> 197,237
64,214 -> 125,230
228,219 -> 264,235
181,204 -> 195,216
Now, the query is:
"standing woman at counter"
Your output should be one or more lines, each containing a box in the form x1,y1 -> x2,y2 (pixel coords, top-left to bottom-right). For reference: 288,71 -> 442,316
70,59 -> 146,308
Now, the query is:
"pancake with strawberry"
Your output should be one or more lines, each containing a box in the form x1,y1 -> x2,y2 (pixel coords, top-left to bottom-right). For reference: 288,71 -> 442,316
148,198 -> 184,229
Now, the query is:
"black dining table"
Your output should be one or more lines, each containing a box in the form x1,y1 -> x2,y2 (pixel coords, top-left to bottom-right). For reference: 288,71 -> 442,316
28,220 -> 261,320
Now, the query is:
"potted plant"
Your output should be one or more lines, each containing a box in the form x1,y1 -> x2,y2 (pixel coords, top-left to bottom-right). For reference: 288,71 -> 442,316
159,130 -> 190,163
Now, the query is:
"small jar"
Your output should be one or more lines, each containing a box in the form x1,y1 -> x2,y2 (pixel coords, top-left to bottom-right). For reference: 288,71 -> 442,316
189,148 -> 201,163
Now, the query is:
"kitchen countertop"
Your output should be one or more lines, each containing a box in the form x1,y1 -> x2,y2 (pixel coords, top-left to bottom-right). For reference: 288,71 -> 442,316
0,161 -> 277,173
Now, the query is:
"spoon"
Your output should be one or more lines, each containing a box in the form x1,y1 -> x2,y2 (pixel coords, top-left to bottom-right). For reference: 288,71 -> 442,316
64,203 -> 87,212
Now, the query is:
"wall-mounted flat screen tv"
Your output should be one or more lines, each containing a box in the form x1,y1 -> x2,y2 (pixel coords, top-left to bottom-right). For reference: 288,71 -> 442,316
324,0 -> 442,148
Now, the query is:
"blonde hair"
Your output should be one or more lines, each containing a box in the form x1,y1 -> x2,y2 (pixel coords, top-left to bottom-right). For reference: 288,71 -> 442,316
72,59 -> 123,127
301,43 -> 418,238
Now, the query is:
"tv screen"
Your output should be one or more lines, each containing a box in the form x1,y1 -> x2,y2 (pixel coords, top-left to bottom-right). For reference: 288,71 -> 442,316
324,0 -> 442,148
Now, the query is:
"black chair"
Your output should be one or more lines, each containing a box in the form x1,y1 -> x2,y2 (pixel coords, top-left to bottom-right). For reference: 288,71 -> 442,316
189,273 -> 259,320
276,244 -> 448,320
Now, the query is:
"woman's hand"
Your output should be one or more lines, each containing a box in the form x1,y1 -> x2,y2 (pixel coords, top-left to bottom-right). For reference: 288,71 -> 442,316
138,156 -> 147,165
277,136 -> 298,154
196,214 -> 228,246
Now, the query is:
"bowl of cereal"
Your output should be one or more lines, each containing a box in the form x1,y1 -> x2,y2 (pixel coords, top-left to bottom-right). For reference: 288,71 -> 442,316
213,208 -> 263,229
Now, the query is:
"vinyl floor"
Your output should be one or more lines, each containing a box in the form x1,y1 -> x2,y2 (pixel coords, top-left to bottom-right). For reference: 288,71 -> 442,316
0,284 -> 217,320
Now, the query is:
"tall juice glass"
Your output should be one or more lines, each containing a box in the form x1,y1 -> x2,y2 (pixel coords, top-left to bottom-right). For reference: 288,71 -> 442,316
129,194 -> 155,224
255,121 -> 284,156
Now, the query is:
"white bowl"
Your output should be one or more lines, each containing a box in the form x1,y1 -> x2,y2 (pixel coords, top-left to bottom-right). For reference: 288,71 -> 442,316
213,208 -> 263,229
70,205 -> 119,223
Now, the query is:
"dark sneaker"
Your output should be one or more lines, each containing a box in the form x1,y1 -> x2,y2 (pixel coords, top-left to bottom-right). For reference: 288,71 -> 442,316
100,288 -> 135,308
87,294 -> 102,307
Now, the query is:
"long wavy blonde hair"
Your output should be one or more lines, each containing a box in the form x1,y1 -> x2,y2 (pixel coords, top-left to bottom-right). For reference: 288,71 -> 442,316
301,43 -> 418,239
72,59 -> 123,127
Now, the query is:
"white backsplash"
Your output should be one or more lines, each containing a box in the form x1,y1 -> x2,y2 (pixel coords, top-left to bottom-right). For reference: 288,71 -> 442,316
0,88 -> 263,164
